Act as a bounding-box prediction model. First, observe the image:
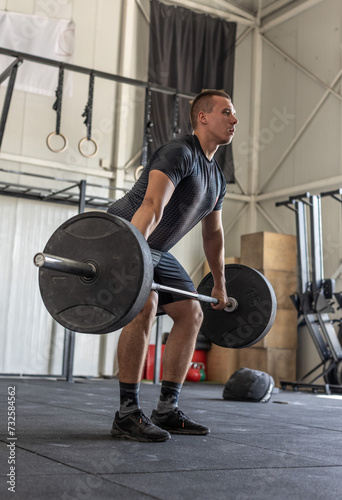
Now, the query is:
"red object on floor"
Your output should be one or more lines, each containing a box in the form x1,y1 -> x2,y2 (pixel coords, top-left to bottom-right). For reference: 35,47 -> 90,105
144,347 -> 207,381
186,350 -> 207,382
192,350 -> 207,366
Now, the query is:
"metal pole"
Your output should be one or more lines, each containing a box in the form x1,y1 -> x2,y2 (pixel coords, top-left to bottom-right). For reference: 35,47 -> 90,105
0,62 -> 20,149
79,180 -> 87,214
247,27 -> 263,231
152,282 -> 219,306
0,47 -> 197,100
0,57 -> 22,84
308,195 -> 342,362
153,316 -> 163,384
63,179 -> 87,383
309,194 -> 324,292
65,329 -> 76,383
294,199 -> 330,360
294,200 -> 310,296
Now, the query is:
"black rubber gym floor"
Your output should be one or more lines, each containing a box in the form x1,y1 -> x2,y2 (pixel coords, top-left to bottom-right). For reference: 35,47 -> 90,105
1,377 -> 342,500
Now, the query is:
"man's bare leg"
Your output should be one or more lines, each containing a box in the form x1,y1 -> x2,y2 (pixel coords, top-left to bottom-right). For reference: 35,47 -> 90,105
111,291 -> 171,441
161,299 -> 204,383
150,299 -> 209,435
117,291 -> 158,383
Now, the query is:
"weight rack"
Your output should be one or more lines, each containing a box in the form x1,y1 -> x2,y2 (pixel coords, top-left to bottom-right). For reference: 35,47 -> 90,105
0,167 -> 126,209
276,191 -> 342,393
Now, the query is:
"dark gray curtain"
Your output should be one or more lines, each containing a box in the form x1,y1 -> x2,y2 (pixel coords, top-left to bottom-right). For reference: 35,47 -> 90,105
146,0 -> 236,183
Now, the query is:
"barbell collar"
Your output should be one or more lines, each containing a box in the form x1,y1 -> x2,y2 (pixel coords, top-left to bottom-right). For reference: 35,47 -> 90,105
224,296 -> 238,312
33,252 -> 96,280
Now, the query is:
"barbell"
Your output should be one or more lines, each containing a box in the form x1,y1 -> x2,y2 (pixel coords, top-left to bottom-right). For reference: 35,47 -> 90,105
33,212 -> 277,348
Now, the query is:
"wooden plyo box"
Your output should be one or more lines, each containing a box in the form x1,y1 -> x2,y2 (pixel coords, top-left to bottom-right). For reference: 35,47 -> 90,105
205,233 -> 298,385
206,309 -> 298,383
241,232 -> 297,272
206,344 -> 239,384
206,343 -> 297,386
253,308 -> 298,349
239,231 -> 298,386
238,347 -> 297,388
260,269 -> 297,310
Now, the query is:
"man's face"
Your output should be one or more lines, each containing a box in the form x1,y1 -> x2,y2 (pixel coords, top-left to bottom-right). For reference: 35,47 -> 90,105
203,96 -> 238,145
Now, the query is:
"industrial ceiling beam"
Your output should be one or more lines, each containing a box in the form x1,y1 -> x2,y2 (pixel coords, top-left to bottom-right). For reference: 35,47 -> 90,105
256,174 -> 342,203
162,0 -> 255,25
260,0 -> 325,33
206,0 -> 256,22
260,0 -> 295,19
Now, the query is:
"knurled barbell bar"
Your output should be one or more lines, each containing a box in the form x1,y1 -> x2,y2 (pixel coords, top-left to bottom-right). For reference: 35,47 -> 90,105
33,211 -> 277,348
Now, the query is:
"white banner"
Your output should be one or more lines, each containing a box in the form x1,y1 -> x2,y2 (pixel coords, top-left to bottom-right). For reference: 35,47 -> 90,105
0,11 -> 75,96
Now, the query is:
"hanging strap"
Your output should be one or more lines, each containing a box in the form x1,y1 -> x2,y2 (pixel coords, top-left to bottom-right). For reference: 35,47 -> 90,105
46,65 -> 67,153
78,72 -> 98,158
82,72 -> 95,140
53,65 -> 64,135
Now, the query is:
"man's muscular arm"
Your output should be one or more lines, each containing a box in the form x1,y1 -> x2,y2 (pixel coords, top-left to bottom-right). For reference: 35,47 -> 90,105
201,210 -> 228,310
131,170 -> 175,240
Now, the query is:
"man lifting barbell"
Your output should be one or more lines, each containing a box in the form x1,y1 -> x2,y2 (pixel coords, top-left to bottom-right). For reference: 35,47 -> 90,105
106,89 -> 238,442
34,90 -> 276,442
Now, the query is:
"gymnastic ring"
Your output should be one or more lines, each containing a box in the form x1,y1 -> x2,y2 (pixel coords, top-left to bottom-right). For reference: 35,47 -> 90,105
46,131 -> 68,153
78,137 -> 98,158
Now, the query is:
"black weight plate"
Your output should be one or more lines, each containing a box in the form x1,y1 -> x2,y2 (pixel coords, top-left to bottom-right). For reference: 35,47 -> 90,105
197,264 -> 277,348
38,212 -> 153,334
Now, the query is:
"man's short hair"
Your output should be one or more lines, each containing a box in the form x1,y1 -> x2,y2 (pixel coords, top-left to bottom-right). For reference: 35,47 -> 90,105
190,89 -> 231,129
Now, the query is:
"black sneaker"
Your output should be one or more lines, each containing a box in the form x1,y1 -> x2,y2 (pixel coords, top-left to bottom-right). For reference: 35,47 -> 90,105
151,408 -> 210,435
111,411 -> 171,442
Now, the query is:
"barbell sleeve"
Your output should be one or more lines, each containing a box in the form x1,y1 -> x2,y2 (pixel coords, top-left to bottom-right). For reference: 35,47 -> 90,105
33,253 -> 96,279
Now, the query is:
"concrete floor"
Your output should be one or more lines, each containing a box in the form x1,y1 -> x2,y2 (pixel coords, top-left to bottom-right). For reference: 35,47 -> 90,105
1,377 -> 342,499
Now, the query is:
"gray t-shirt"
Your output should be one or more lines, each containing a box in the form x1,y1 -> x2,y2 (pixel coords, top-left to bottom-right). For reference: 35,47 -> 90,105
107,134 -> 226,252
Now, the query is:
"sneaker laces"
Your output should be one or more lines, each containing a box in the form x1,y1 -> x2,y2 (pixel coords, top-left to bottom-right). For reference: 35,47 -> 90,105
174,408 -> 187,428
133,411 -> 152,426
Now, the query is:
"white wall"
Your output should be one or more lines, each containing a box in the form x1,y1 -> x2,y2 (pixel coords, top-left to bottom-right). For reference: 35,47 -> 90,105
1,0 -> 341,379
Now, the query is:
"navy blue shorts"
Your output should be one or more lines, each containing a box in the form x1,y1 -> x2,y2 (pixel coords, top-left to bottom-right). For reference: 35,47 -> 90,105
151,250 -> 196,308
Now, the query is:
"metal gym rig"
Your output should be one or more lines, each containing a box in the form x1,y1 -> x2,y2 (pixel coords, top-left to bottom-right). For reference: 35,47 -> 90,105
276,190 -> 342,393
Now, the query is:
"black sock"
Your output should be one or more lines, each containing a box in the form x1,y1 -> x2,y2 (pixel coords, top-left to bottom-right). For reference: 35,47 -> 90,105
119,382 -> 141,417
156,381 -> 182,414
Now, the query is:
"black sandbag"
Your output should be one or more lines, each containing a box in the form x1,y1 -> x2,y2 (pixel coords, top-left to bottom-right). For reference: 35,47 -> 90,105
223,367 -> 274,403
